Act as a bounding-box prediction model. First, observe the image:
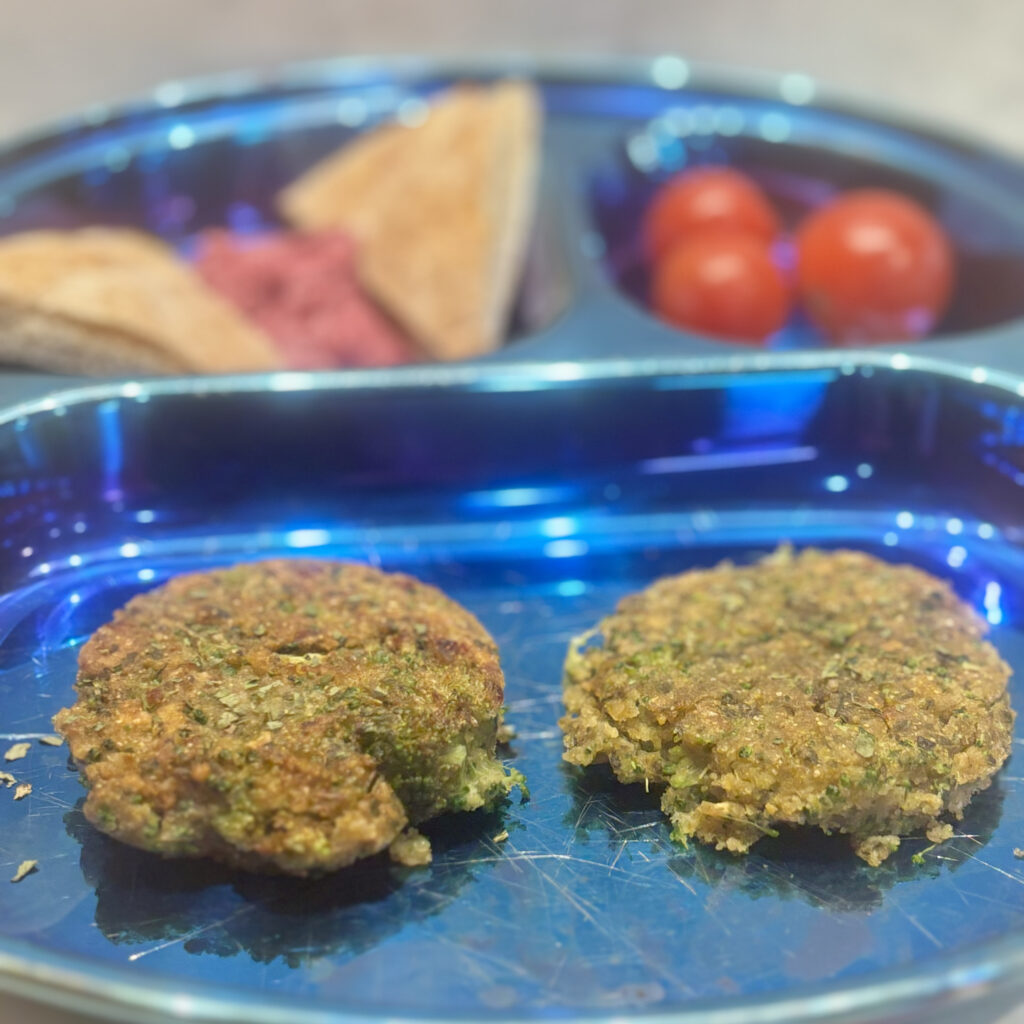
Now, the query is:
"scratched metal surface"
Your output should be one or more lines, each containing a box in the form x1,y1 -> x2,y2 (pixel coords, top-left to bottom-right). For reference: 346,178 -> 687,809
0,358 -> 1022,1022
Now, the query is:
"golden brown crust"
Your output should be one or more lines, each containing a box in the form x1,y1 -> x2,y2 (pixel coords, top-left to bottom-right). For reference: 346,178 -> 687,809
278,81 -> 541,361
0,228 -> 282,375
561,547 -> 1015,865
55,559 -> 518,875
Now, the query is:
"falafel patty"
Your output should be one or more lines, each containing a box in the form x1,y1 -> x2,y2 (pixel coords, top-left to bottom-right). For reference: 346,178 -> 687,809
560,547 -> 1014,865
55,559 -> 522,875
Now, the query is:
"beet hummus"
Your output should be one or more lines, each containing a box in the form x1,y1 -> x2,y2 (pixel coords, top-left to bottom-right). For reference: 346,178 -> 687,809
194,230 -> 418,369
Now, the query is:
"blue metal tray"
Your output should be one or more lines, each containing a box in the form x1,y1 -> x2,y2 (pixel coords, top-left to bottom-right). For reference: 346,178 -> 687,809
1,352 -> 1024,1023
5,57 -> 1024,1024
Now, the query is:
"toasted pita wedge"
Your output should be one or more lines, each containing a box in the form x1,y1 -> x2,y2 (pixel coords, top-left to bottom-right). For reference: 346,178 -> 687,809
0,228 -> 281,375
279,80 -> 541,361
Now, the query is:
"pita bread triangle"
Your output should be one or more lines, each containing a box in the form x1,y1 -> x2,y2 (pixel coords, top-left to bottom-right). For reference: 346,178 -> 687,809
279,80 -> 541,360
0,228 -> 281,375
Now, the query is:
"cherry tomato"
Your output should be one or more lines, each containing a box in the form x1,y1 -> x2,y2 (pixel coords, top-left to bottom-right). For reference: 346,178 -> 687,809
651,231 -> 790,343
795,189 -> 954,343
643,167 -> 780,262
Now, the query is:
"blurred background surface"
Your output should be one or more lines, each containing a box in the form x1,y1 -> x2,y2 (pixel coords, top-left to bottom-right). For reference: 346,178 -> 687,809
0,0 -> 1020,153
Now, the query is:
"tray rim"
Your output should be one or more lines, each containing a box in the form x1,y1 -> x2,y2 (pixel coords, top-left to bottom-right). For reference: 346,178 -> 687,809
1,346 -> 1024,1024
0,346 -> 1018,428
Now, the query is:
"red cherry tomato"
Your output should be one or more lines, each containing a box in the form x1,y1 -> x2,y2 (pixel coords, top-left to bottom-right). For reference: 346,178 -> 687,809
795,189 -> 954,343
643,167 -> 781,262
651,232 -> 790,343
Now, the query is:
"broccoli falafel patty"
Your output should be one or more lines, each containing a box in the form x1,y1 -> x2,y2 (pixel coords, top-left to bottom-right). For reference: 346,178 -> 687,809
55,559 -> 522,875
560,547 -> 1014,865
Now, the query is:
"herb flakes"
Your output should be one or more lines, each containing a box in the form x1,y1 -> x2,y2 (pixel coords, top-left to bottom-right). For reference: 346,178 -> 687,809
854,731 -> 876,758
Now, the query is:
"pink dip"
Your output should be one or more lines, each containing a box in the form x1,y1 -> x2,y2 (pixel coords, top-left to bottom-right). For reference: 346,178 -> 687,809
194,230 -> 418,369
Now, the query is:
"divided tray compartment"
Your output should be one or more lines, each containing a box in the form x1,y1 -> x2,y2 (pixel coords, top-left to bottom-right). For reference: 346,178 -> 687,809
1,354 -> 1024,1024
4,58 -> 1024,372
